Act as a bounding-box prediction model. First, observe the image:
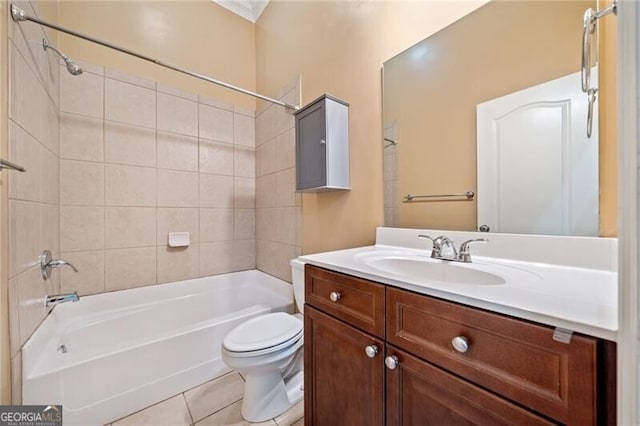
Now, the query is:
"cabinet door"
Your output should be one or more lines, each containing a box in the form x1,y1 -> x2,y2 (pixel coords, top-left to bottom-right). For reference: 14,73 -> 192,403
304,305 -> 384,426
385,346 -> 556,426
296,101 -> 327,190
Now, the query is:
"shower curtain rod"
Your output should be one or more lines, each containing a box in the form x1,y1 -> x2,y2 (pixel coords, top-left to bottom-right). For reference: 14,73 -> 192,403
10,4 -> 299,112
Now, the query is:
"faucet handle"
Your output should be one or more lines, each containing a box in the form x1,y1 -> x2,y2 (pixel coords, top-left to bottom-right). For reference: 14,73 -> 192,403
41,250 -> 78,280
458,239 -> 488,262
418,235 -> 440,258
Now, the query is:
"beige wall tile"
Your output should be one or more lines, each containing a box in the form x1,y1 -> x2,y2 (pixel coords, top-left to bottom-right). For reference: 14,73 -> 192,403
234,105 -> 255,118
199,138 -> 234,176
199,174 -> 233,208
113,395 -> 192,426
255,105 -> 276,146
199,104 -> 233,143
295,206 -> 302,247
60,250 -> 105,295
199,209 -> 233,243
105,207 -> 156,249
105,247 -> 156,291
234,209 -> 255,241
256,138 -> 276,177
60,66 -> 104,119
17,266 -> 48,348
104,121 -> 156,168
234,112 -> 255,148
60,159 -> 104,206
257,241 -> 297,283
199,242 -> 234,276
157,246 -> 199,284
157,83 -> 197,102
275,207 -> 296,246
105,68 -> 155,90
105,78 -> 156,128
198,95 -> 233,111
233,240 -> 256,271
157,131 -> 198,172
256,174 -> 276,209
9,121 -> 41,202
157,170 -> 198,207
40,204 -> 59,259
157,93 -> 198,137
184,373 -> 244,423
8,278 -> 20,357
60,206 -> 105,252
256,208 -> 276,242
11,354 -> 22,405
157,208 -> 199,245
275,168 -> 297,207
275,128 -> 296,172
274,103 -> 295,138
234,177 -> 255,209
10,201 -> 41,277
105,164 -> 156,206
234,146 -> 255,178
40,146 -> 59,206
60,112 -> 104,162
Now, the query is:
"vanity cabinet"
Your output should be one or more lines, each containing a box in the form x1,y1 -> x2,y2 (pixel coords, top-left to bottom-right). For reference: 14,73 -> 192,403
304,264 -> 616,426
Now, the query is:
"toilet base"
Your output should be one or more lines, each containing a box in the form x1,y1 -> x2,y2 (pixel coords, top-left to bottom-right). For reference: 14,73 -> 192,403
241,370 -> 303,422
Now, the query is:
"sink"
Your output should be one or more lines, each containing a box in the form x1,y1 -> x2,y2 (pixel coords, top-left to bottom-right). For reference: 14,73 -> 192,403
350,249 -> 545,286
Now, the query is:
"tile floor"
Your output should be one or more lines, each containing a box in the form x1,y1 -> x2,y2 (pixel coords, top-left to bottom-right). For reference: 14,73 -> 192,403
107,372 -> 304,426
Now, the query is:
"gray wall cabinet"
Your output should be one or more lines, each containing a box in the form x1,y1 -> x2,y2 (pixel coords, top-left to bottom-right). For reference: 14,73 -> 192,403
295,94 -> 350,192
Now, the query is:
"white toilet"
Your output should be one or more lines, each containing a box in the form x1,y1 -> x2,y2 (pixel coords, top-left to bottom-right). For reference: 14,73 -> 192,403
221,259 -> 305,422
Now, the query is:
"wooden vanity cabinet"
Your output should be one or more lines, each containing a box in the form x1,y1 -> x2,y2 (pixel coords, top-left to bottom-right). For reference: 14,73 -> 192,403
304,265 -> 615,426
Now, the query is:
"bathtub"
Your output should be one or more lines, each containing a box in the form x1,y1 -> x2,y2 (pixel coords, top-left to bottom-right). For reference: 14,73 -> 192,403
22,270 -> 294,426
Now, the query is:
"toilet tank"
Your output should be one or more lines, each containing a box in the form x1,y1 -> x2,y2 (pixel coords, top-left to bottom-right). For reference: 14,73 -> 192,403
290,258 -> 305,313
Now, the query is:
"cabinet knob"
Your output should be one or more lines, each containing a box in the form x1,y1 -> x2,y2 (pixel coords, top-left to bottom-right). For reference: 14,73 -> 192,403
320,139 -> 326,145
385,355 -> 399,370
451,336 -> 469,353
364,345 -> 379,358
329,291 -> 341,302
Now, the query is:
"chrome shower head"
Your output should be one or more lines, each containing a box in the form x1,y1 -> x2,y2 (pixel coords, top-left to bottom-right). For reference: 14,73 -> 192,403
42,39 -> 83,76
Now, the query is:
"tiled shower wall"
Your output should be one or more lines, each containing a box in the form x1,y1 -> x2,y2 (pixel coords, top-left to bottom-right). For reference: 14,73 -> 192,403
57,64 -> 257,296
7,0 -> 61,403
255,79 -> 302,282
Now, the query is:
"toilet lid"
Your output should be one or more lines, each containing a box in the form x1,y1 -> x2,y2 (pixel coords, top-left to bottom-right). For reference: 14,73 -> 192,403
223,312 -> 303,353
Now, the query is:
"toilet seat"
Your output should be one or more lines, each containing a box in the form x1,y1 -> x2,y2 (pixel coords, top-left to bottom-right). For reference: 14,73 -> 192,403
223,313 -> 303,357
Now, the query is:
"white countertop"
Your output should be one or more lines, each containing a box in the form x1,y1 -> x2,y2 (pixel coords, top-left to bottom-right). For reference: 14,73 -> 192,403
299,236 -> 618,341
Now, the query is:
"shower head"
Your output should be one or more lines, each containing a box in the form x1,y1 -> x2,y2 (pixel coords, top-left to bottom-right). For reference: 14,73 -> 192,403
42,39 -> 83,76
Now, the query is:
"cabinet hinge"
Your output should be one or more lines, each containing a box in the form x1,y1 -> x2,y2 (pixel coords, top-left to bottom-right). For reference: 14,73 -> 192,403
552,327 -> 574,344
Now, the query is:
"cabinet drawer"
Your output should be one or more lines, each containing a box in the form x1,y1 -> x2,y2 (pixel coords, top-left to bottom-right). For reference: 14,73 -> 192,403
305,265 -> 385,337
386,345 -> 556,426
387,287 -> 598,425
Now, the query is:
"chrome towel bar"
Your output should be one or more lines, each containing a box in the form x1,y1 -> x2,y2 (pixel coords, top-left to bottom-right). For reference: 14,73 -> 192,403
0,158 -> 26,172
404,191 -> 474,202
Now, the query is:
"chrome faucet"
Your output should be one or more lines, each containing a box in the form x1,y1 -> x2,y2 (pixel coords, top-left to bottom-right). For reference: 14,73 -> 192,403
45,292 -> 79,308
41,250 -> 78,280
419,235 -> 488,263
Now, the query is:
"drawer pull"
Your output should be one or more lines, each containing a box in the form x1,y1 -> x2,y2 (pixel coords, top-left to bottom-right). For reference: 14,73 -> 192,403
365,345 -> 379,358
329,291 -> 342,302
385,355 -> 399,370
452,336 -> 469,353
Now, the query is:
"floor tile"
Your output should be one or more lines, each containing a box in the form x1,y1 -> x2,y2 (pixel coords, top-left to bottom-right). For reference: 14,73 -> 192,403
112,395 -> 192,426
274,401 -> 303,426
195,400 -> 276,426
184,372 -> 244,422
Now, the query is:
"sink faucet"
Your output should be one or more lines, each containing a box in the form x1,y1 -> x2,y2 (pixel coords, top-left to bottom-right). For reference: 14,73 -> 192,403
45,292 -> 79,308
418,235 -> 488,263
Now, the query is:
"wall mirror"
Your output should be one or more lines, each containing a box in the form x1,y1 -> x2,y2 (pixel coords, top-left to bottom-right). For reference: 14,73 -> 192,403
382,0 -> 612,237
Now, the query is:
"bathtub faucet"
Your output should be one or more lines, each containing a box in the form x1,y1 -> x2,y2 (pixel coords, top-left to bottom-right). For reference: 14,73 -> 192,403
45,292 -> 79,308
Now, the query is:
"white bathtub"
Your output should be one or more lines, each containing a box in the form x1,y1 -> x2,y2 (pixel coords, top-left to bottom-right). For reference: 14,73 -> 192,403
22,270 -> 294,426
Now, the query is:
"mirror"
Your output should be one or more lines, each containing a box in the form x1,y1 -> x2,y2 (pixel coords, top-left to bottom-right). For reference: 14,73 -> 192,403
382,0 -> 609,237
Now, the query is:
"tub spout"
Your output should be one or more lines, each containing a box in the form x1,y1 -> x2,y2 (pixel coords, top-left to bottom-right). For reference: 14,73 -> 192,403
45,292 -> 79,308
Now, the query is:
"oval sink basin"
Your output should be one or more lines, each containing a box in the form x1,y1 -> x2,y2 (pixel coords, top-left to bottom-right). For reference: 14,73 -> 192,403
365,256 -> 506,285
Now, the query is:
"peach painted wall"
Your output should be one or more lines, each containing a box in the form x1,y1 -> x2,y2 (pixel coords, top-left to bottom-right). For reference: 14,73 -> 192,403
256,1 -> 489,253
58,1 -> 256,110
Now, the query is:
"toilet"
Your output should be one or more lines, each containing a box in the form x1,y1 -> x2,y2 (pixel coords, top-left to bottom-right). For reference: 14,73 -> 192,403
221,259 -> 305,422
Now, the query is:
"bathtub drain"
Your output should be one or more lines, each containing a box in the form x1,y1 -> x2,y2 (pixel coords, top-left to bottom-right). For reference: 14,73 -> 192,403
57,345 -> 67,354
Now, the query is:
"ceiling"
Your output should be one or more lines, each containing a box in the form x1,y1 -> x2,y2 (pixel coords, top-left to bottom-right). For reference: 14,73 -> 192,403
213,0 -> 271,23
